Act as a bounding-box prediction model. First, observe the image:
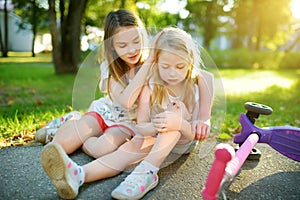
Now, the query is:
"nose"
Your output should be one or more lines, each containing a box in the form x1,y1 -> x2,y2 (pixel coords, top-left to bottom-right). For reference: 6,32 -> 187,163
128,45 -> 136,54
169,68 -> 177,76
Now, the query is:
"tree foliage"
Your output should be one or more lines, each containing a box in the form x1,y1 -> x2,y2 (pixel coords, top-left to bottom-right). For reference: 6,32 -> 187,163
185,0 -> 229,49
12,0 -> 48,57
232,0 -> 293,51
185,0 -> 294,51
9,0 -> 298,72
85,0 -> 138,28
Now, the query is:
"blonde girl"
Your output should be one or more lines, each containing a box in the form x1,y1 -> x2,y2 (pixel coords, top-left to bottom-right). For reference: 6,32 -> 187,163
40,9 -> 159,199
111,27 -> 213,199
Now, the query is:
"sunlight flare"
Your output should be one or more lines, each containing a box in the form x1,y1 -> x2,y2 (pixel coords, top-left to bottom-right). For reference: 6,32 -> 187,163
222,71 -> 295,95
290,0 -> 300,19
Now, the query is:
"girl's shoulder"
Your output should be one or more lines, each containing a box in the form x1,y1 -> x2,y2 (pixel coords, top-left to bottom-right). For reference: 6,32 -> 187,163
100,61 -> 109,72
141,84 -> 153,96
193,83 -> 200,101
99,61 -> 109,93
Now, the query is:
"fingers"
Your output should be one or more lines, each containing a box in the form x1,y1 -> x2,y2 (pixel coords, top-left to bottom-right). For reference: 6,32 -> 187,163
152,30 -> 164,45
154,127 -> 168,134
152,116 -> 166,132
194,121 -> 210,141
147,31 -> 165,62
152,114 -> 166,124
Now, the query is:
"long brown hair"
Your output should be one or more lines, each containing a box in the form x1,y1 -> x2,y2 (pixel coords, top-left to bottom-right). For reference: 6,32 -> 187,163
103,9 -> 148,97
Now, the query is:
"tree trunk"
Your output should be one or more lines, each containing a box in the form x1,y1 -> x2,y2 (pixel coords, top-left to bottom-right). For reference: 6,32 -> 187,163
31,0 -> 37,57
60,0 -> 88,73
255,18 -> 262,51
2,0 -> 8,57
0,19 -> 3,54
48,0 -> 63,73
284,31 -> 300,52
48,0 -> 88,74
203,2 -> 215,50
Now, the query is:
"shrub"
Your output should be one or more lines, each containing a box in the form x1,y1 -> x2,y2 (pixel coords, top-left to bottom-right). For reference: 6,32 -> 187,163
209,49 -> 300,69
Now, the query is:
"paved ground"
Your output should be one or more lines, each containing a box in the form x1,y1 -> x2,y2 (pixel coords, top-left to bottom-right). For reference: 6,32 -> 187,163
0,141 -> 299,200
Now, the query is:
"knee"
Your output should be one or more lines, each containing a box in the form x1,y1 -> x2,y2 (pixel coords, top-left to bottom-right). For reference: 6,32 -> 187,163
81,143 -> 96,158
81,135 -> 121,159
81,137 -> 101,158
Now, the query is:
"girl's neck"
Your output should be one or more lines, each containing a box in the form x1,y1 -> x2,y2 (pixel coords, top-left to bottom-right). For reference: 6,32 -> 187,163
166,81 -> 186,99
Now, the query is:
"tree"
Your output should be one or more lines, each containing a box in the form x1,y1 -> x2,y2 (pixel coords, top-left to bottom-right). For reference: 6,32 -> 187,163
84,0 -> 138,29
13,0 -> 48,57
84,0 -> 180,38
1,0 -> 9,57
48,0 -> 88,74
185,0 -> 226,50
231,0 -> 293,51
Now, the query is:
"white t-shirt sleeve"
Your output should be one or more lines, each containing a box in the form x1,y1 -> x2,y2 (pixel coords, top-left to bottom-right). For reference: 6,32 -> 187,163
99,61 -> 109,93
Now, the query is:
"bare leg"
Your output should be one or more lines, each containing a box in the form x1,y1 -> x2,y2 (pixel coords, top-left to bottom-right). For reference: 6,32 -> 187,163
53,115 -> 101,154
82,126 -> 133,158
83,136 -> 155,182
144,131 -> 181,167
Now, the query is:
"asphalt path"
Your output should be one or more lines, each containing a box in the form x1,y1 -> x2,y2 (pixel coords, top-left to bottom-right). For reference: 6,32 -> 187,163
0,141 -> 299,200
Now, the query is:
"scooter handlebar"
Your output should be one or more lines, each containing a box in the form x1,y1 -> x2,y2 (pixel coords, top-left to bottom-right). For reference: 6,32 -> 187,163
202,143 -> 235,200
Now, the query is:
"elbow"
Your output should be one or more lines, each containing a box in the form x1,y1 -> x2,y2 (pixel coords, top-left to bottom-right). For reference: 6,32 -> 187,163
187,132 -> 195,141
114,96 -> 134,109
180,131 -> 195,142
119,102 -> 133,110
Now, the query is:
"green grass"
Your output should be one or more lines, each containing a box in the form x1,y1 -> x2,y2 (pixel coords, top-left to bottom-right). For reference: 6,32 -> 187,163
0,59 -> 299,147
0,52 -> 52,63
0,62 -> 76,144
216,68 -> 300,139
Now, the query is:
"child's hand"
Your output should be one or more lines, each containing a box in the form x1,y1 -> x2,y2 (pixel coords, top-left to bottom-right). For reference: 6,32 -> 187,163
152,101 -> 191,133
192,119 -> 210,141
146,30 -> 164,64
167,101 -> 191,121
152,111 -> 182,133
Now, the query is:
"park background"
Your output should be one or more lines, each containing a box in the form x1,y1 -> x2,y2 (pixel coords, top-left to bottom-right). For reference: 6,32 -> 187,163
0,0 -> 300,147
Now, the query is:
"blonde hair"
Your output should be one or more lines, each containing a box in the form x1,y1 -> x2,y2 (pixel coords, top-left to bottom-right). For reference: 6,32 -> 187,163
103,9 -> 149,97
149,27 -> 200,114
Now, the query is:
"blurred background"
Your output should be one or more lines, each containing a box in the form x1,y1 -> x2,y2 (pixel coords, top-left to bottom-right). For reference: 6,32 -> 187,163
0,0 -> 300,147
1,0 -> 299,72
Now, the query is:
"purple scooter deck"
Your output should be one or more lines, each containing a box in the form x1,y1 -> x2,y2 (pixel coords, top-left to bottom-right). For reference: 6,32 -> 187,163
234,113 -> 300,162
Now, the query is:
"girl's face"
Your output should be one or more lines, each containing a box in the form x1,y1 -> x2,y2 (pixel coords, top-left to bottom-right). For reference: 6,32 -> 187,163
112,26 -> 142,68
157,50 -> 190,86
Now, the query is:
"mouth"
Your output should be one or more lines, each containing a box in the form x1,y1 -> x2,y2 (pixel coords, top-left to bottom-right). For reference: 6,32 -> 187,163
168,79 -> 178,83
128,54 -> 138,61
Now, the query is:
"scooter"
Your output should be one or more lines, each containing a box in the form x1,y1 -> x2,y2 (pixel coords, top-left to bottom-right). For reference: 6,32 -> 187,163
202,102 -> 300,200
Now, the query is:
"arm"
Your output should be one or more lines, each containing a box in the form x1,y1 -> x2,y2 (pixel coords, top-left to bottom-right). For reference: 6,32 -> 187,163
178,115 -> 193,141
153,102 -> 194,141
193,70 -> 214,140
109,60 -> 152,109
135,86 -> 157,137
110,31 -> 164,109
99,61 -> 109,93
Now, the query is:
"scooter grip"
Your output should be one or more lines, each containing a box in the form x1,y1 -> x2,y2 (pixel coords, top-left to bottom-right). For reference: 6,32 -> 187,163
202,143 -> 235,200
226,134 -> 259,176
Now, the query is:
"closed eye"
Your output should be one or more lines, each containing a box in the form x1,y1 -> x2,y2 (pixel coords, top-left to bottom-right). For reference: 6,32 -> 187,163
158,63 -> 169,69
118,44 -> 126,48
133,39 -> 140,44
177,64 -> 186,69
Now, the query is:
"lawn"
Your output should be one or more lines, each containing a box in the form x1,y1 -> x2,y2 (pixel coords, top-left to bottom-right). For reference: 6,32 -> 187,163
217,68 -> 300,139
0,57 -> 299,147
